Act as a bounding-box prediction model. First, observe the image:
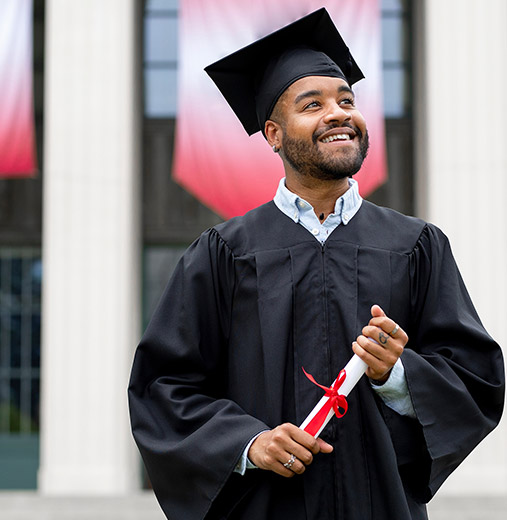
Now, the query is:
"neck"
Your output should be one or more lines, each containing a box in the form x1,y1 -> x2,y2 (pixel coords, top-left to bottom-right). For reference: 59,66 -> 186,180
285,173 -> 351,220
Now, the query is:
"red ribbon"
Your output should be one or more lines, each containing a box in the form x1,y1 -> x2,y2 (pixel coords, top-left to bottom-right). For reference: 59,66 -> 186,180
302,368 -> 348,437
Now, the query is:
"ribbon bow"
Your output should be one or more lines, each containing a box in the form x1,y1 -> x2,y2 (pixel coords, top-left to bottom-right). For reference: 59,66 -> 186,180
302,368 -> 348,437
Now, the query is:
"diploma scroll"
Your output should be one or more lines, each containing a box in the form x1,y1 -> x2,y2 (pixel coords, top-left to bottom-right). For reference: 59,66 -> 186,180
299,354 -> 368,438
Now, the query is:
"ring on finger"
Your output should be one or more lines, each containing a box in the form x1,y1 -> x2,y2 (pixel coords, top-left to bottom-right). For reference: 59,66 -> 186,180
389,323 -> 399,337
283,453 -> 296,469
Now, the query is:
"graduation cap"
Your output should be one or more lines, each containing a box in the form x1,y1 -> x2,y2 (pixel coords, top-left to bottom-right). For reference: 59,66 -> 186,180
205,7 -> 364,136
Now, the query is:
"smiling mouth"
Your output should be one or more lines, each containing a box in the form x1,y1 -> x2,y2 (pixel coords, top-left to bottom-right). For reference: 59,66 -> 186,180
321,133 -> 352,143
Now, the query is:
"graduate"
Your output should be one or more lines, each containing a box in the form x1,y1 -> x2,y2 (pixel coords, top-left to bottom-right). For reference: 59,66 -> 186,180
128,8 -> 504,520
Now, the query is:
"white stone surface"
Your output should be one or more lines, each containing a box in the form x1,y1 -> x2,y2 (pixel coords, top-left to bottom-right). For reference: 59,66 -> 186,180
414,0 -> 507,495
0,492 -> 505,520
0,492 -> 164,520
39,0 -> 142,494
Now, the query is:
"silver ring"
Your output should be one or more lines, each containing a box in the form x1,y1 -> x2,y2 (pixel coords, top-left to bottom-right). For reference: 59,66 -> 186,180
389,324 -> 399,337
283,453 -> 296,469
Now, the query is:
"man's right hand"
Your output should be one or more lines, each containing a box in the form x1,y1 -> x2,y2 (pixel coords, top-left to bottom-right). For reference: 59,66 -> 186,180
248,423 -> 333,477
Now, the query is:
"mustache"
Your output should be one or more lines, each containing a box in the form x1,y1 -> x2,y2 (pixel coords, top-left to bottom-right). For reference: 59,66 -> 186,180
312,122 -> 364,144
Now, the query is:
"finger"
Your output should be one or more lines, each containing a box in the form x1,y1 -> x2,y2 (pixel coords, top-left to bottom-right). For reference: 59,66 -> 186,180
362,326 -> 395,348
367,318 -> 394,334
281,428 -> 332,465
317,438 -> 334,453
280,454 -> 306,475
374,318 -> 408,346
371,304 -> 386,318
367,316 -> 396,334
250,426 -> 297,471
355,336 -> 386,361
354,339 -> 400,378
269,425 -> 319,465
352,341 -> 392,380
251,424 -> 333,477
281,442 -> 314,467
257,444 -> 300,477
286,433 -> 334,466
356,334 -> 402,361
366,319 -> 409,344
276,464 -> 297,478
289,426 -> 323,455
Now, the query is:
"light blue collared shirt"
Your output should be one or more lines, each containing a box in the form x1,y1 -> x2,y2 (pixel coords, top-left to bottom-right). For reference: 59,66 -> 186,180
273,177 -> 363,242
235,178 -> 415,475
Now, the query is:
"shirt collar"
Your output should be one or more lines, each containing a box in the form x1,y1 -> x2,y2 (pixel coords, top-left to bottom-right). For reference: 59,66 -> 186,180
273,177 -> 363,225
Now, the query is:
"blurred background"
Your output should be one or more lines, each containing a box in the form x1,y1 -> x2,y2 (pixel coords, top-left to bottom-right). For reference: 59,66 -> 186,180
0,0 -> 505,518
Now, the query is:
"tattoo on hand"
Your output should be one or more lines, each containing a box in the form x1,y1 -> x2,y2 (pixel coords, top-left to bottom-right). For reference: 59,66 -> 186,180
379,332 -> 388,345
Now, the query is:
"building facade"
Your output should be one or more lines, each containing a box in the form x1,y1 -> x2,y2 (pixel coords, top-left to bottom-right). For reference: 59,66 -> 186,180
0,0 -> 505,499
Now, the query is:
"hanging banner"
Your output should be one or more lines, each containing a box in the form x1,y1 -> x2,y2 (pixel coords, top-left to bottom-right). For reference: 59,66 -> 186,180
174,0 -> 386,219
0,0 -> 37,177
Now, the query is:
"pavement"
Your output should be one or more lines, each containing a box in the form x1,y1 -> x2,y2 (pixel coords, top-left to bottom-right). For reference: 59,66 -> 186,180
0,492 -> 164,520
0,491 -> 506,519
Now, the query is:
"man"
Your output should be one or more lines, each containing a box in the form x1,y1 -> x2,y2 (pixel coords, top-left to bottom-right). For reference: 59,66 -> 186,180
129,9 -> 504,520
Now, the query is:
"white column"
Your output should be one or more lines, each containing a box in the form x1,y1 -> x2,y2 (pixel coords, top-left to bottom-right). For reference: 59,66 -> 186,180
415,0 -> 507,494
39,0 -> 142,494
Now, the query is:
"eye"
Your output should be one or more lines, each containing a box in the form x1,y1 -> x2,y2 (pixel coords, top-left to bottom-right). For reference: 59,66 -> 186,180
339,97 -> 355,107
303,101 -> 320,110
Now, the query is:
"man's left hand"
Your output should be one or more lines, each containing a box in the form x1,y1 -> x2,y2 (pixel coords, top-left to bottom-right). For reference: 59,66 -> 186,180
352,304 -> 408,384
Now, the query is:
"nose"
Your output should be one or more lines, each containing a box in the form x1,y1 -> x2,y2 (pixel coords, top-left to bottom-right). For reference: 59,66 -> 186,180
322,103 -> 352,125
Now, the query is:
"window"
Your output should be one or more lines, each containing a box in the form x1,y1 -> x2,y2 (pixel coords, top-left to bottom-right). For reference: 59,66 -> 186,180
369,0 -> 414,214
381,0 -> 411,118
143,0 -> 179,117
0,249 -> 41,489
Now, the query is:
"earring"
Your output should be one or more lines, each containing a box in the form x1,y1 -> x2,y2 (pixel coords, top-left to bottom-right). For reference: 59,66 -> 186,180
272,145 -> 279,153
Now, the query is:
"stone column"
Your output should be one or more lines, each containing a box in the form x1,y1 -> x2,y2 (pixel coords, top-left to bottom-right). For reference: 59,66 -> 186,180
39,0 -> 142,493
415,0 -> 507,494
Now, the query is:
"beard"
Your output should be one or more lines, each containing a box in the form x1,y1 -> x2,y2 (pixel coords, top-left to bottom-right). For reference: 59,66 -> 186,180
280,124 -> 370,181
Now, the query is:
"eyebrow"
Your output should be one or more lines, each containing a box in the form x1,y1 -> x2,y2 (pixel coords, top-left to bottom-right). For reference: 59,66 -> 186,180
294,89 -> 323,105
293,85 -> 355,106
338,85 -> 355,97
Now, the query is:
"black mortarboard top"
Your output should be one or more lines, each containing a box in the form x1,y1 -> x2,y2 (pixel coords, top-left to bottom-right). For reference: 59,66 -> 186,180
205,8 -> 364,136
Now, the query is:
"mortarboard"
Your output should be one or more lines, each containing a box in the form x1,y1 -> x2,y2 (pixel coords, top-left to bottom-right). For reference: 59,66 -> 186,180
205,7 -> 364,136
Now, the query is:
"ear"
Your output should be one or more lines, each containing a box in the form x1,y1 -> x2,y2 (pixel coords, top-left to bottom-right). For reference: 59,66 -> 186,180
264,119 -> 282,150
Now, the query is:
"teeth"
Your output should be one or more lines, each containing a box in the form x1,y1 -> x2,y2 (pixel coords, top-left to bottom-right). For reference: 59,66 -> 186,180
322,134 -> 351,143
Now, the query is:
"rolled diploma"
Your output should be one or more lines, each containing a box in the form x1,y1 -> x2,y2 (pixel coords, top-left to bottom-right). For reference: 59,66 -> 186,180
299,354 -> 368,438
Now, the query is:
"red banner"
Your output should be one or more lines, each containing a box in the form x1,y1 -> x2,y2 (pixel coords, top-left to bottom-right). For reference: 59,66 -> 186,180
0,0 -> 37,177
174,0 -> 386,219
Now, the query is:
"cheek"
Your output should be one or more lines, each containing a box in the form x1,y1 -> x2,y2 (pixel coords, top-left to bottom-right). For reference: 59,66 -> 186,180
285,121 -> 315,141
353,112 -> 367,134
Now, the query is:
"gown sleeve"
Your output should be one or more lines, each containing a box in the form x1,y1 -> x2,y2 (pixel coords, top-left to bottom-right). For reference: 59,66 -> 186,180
128,228 -> 268,520
396,223 -> 504,500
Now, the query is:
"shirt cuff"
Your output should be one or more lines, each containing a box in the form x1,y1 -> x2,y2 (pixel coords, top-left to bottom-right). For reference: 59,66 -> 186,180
370,358 -> 416,418
234,431 -> 268,475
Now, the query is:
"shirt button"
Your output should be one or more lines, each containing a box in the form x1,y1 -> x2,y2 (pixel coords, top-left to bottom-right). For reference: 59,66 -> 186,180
293,211 -> 298,220
312,228 -> 320,236
298,200 -> 306,208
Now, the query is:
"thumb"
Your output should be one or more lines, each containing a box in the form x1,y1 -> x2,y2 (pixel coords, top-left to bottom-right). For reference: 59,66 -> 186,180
317,438 -> 334,453
371,304 -> 386,318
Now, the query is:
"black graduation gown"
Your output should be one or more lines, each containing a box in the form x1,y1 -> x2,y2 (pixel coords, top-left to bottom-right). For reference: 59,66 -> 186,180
128,200 -> 504,520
